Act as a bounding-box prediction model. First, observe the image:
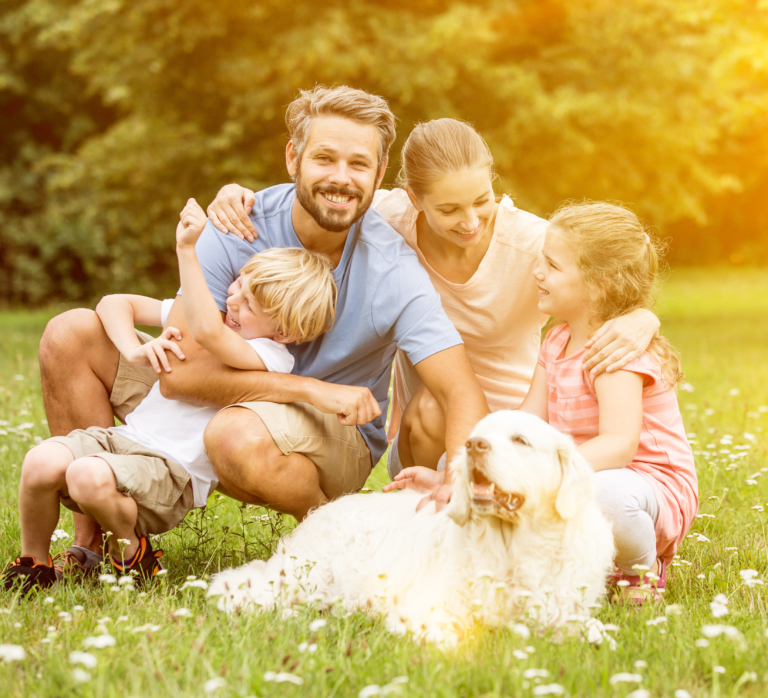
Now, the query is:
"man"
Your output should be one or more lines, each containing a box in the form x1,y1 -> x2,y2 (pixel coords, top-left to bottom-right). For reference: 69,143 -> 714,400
41,85 -> 489,574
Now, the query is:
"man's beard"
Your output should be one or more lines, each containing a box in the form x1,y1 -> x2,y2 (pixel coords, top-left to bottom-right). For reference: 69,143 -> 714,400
294,167 -> 375,233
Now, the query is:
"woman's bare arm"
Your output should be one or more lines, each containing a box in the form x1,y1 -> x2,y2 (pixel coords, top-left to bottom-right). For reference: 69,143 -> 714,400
582,309 -> 660,375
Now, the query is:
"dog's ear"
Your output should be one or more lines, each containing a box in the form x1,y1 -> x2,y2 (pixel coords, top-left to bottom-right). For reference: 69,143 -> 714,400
445,455 -> 471,526
554,435 -> 594,520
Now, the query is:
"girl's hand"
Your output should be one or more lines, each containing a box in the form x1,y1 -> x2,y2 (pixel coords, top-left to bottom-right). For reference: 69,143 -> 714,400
582,309 -> 660,376
125,327 -> 185,373
175,198 -> 209,249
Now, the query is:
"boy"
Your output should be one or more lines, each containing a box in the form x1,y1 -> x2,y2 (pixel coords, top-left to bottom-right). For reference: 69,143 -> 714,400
2,199 -> 336,593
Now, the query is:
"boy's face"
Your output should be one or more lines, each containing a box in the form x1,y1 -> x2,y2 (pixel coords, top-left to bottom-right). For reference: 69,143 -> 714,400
225,275 -> 287,342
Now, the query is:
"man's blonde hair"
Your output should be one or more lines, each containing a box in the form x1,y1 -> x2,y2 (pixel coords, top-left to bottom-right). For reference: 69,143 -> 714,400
396,118 -> 495,197
240,248 -> 337,344
286,85 -> 397,170
548,200 -> 683,387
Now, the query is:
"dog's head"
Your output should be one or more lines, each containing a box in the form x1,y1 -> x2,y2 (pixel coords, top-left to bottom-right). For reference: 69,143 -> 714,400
445,411 -> 595,527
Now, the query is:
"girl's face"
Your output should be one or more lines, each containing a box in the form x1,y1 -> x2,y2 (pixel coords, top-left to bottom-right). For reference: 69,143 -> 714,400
533,226 -> 592,321
225,275 -> 288,342
408,167 -> 496,249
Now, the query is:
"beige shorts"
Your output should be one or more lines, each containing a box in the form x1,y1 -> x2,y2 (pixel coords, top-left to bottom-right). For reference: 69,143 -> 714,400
109,330 -> 372,501
50,427 -> 194,537
110,330 -> 159,424
227,401 -> 372,500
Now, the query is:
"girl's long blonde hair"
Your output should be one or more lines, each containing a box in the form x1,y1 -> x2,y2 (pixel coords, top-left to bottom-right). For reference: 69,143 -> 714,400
548,200 -> 683,388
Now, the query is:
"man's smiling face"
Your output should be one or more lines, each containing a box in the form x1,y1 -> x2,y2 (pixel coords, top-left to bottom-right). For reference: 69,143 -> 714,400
289,115 -> 382,233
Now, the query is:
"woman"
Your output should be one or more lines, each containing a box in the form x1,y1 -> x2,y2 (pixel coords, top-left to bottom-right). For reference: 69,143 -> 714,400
207,119 -> 659,489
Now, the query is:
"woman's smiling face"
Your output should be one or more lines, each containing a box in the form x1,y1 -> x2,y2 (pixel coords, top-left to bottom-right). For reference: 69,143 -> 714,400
410,167 -> 496,249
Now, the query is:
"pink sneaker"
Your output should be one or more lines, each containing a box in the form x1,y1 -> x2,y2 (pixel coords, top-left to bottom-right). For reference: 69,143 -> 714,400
610,557 -> 666,605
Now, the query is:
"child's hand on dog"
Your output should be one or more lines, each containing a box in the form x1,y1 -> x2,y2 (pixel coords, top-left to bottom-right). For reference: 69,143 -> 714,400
176,198 -> 208,249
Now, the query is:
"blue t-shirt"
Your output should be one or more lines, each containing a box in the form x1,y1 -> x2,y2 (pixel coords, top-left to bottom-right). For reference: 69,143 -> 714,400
191,184 -> 462,464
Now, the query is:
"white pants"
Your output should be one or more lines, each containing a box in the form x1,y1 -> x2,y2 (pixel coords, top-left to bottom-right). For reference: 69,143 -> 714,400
595,469 -> 659,575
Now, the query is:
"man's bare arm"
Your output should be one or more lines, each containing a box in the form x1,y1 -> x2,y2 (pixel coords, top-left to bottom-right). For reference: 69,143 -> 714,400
158,298 -> 380,425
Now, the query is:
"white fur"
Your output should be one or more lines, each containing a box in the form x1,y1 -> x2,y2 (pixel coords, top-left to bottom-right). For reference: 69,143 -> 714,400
208,411 -> 615,644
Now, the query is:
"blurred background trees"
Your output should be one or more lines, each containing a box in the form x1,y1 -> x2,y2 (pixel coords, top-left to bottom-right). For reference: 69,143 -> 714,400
1,0 -> 767,304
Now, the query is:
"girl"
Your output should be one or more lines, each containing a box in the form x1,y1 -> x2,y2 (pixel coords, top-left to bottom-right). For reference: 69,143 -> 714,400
520,200 -> 698,601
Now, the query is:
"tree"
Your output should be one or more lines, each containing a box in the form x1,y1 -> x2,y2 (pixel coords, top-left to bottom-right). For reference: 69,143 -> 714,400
1,0 -> 766,303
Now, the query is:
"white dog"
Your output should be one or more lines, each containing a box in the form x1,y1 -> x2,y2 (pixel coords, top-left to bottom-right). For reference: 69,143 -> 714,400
208,411 -> 615,644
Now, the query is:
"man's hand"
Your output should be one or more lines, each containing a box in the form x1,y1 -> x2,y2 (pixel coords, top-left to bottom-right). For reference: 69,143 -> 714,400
176,198 -> 209,249
125,327 -> 185,373
207,184 -> 258,241
383,466 -> 445,495
306,382 -> 381,426
582,308 -> 660,375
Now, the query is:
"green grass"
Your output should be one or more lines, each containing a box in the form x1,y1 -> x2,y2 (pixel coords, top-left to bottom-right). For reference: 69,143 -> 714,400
1,268 -> 767,697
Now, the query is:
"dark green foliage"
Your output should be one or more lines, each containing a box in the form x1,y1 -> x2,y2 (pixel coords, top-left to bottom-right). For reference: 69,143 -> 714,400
1,0 -> 767,304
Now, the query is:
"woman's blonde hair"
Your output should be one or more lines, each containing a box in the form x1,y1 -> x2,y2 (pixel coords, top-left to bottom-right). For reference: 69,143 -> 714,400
548,200 -> 683,387
240,248 -> 337,344
396,118 -> 495,197
286,85 -> 397,170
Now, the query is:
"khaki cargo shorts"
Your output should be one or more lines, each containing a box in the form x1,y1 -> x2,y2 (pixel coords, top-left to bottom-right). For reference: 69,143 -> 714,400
225,401 -> 372,500
109,330 -> 373,502
50,427 -> 194,537
110,330 -> 159,424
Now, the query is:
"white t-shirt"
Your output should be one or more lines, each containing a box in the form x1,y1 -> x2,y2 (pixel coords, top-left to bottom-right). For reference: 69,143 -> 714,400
111,299 -> 294,508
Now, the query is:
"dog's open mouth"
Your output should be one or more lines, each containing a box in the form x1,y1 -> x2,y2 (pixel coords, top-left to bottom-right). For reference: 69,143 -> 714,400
470,468 -> 524,521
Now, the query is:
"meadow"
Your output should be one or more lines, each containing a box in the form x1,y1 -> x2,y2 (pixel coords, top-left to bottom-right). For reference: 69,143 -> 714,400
1,267 -> 767,698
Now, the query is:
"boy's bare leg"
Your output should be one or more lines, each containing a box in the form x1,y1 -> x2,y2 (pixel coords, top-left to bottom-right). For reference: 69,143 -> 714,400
19,443 -> 75,561
204,408 -> 328,522
65,458 -> 139,559
39,308 -> 123,554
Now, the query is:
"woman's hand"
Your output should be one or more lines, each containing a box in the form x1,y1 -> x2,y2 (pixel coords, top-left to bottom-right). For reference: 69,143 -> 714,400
125,327 -> 185,373
175,199 -> 208,250
207,184 -> 258,241
383,466 -> 445,495
582,308 -> 660,376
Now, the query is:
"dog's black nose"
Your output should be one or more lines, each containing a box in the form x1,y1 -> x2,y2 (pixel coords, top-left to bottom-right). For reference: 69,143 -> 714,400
466,437 -> 490,453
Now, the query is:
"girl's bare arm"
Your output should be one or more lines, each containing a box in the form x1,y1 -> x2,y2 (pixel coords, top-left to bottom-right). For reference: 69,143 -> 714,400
577,370 -> 644,471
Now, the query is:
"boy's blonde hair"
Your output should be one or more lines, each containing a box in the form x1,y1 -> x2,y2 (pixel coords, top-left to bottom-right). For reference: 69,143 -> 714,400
240,248 -> 337,344
286,85 -> 397,170
396,118 -> 495,197
548,200 -> 683,387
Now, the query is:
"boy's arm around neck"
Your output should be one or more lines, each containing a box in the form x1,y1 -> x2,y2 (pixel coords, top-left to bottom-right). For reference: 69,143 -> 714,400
158,298 -> 381,426
158,297 -> 312,407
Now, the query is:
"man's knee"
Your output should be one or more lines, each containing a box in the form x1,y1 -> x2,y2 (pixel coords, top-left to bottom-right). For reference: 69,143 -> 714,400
204,408 -> 280,477
66,458 -> 116,505
40,309 -> 103,366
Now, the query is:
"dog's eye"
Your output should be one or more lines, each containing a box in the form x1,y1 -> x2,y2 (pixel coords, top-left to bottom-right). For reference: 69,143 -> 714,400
511,436 -> 530,447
